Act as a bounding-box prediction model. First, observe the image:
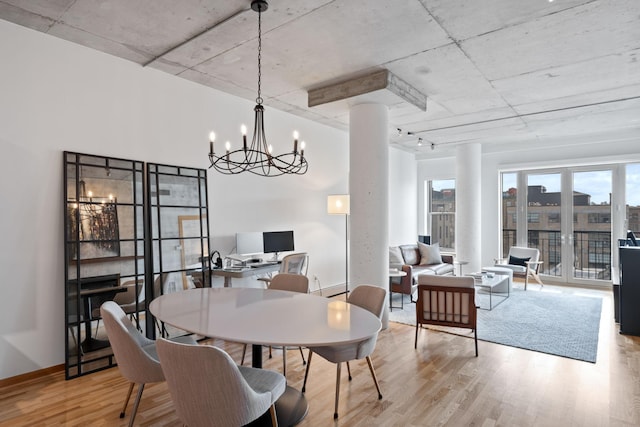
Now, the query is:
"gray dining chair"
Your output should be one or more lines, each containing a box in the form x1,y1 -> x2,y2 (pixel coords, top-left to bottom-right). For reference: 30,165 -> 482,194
241,273 -> 309,375
302,284 -> 386,419
100,301 -> 196,427
156,338 -> 286,427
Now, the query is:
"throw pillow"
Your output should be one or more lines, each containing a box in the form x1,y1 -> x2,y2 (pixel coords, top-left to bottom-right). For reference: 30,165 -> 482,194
389,246 -> 404,264
418,242 -> 441,265
508,255 -> 530,266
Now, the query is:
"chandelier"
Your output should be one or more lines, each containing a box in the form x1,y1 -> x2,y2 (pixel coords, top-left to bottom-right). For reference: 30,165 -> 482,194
207,0 -> 308,177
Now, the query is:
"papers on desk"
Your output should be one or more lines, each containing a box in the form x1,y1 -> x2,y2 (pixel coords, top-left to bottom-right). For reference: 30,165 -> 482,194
224,267 -> 250,272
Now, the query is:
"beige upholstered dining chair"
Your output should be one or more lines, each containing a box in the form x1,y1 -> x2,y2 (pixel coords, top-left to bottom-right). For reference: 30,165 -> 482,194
495,246 -> 544,290
415,275 -> 478,356
156,338 -> 286,427
241,273 -> 309,375
100,301 -> 196,427
302,284 -> 386,419
257,252 -> 308,286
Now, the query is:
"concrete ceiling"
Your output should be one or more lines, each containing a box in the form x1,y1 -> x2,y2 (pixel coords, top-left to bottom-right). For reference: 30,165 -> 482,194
2,0 -> 639,159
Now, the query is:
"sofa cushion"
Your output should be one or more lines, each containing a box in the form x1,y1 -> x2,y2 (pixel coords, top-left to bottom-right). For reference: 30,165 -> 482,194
389,246 -> 404,265
418,242 -> 442,265
508,255 -> 530,267
399,245 -> 421,266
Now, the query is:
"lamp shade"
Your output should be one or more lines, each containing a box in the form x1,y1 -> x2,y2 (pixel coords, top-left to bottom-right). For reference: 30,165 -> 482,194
327,194 -> 350,215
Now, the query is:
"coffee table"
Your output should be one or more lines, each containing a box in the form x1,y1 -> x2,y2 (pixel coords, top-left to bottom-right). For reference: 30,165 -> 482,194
471,273 -> 509,310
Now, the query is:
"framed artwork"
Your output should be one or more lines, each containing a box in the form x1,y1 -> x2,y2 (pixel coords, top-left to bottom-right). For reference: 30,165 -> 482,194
68,197 -> 120,260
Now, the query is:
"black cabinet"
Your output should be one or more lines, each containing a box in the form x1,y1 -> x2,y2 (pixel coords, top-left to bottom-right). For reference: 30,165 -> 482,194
619,246 -> 640,336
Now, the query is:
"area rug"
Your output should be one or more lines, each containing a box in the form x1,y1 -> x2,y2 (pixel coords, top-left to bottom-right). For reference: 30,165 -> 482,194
388,289 -> 603,363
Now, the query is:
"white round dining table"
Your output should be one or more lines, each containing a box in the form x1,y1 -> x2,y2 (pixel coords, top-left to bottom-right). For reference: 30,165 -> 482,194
149,287 -> 382,426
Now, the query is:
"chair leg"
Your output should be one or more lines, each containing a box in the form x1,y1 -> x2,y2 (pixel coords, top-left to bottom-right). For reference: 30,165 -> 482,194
533,272 -> 544,286
282,348 -> 287,377
365,356 -> 383,399
334,362 -> 341,419
128,383 -> 145,427
120,382 -> 135,418
414,322 -> 419,349
302,350 -> 313,393
241,344 -> 247,366
269,345 -> 273,359
346,361 -> 352,381
269,404 -> 278,427
298,346 -> 306,365
474,328 -> 478,357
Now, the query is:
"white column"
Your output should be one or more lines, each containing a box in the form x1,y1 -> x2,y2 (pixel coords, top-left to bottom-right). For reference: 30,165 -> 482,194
456,143 -> 482,274
349,103 -> 390,328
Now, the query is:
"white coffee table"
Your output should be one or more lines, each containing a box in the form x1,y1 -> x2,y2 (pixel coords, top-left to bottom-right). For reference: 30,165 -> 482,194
471,273 -> 510,310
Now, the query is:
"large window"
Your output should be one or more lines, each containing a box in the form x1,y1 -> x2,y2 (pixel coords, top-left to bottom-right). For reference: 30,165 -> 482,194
627,163 -> 640,236
428,179 -> 455,250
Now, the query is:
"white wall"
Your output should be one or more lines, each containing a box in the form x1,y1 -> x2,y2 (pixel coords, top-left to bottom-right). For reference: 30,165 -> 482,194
389,147 -> 418,245
0,20 -> 353,379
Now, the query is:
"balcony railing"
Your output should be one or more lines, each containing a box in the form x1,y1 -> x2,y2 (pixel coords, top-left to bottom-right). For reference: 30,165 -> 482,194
501,229 -> 611,281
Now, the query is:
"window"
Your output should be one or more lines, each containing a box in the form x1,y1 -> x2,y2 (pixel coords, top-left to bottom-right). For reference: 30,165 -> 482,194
627,163 -> 640,235
588,213 -> 611,223
527,213 -> 540,223
428,179 -> 455,250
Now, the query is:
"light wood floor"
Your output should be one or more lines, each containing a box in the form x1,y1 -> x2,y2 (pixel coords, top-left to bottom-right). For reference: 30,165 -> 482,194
2,283 -> 640,426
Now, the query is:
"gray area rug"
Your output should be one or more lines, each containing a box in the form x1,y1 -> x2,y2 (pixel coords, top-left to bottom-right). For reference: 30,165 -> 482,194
388,289 -> 602,363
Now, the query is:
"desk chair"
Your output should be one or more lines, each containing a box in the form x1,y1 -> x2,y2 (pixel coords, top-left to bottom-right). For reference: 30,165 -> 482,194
157,338 -> 286,427
257,252 -> 308,286
302,285 -> 386,419
241,273 -> 309,376
100,301 -> 196,427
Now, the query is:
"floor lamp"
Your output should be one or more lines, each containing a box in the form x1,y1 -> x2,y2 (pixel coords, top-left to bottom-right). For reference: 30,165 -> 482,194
328,195 -> 350,299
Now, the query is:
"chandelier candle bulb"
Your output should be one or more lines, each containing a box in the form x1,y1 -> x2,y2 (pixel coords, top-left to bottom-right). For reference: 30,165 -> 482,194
241,125 -> 248,151
209,131 -> 215,154
301,141 -> 305,160
293,130 -> 299,154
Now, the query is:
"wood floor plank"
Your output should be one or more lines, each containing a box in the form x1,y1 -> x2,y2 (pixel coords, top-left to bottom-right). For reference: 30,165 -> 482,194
1,284 -> 640,426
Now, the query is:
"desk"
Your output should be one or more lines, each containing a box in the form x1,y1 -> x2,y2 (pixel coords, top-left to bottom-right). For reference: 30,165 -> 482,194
210,263 -> 280,287
150,287 -> 381,425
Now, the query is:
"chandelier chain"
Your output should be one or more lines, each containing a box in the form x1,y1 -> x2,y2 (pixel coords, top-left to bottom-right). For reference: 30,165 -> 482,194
256,7 -> 262,105
207,0 -> 308,177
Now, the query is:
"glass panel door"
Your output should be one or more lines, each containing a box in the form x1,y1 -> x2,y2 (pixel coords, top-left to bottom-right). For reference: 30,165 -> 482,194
526,173 -> 562,279
572,170 -> 612,281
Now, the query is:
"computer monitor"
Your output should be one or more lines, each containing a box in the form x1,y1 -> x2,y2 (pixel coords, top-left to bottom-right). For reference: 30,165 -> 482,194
236,232 -> 264,255
263,231 -> 294,257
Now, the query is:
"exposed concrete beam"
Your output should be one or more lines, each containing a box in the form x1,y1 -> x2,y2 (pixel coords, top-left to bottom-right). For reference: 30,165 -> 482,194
308,69 -> 427,111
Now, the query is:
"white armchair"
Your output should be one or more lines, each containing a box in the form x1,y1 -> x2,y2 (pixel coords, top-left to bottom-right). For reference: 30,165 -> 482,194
495,246 -> 543,290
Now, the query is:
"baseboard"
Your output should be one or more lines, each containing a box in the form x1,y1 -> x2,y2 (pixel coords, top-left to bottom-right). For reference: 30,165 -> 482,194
311,283 -> 348,298
0,364 -> 64,387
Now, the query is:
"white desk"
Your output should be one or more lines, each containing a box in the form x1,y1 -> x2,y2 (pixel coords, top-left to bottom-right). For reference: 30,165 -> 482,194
210,263 -> 280,287
149,288 -> 381,425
